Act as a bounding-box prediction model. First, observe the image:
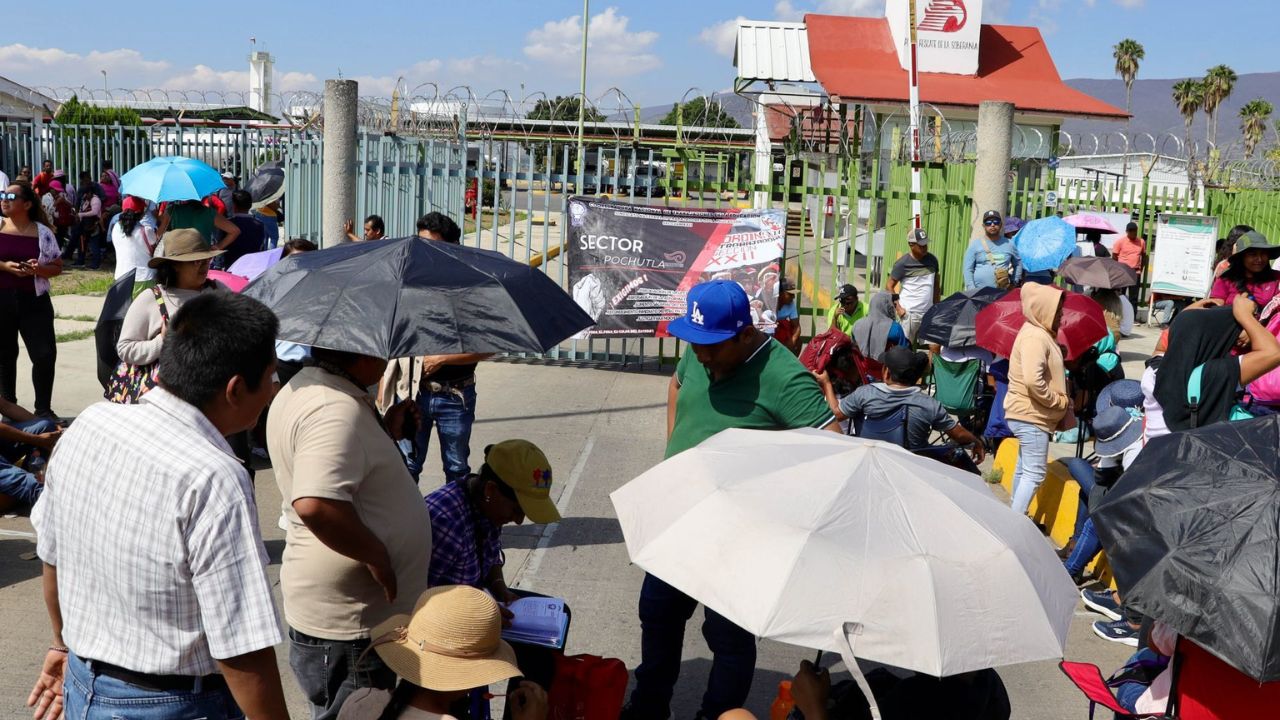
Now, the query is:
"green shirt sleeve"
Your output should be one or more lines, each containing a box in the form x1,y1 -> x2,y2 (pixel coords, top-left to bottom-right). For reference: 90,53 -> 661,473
674,347 -> 690,388
772,356 -> 837,429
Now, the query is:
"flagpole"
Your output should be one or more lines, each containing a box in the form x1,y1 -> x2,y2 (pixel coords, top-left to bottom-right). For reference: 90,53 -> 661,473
907,0 -> 922,232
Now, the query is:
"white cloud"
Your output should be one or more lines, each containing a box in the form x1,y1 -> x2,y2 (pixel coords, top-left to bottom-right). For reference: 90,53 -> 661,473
985,0 -> 1012,22
699,16 -> 748,58
524,6 -> 660,80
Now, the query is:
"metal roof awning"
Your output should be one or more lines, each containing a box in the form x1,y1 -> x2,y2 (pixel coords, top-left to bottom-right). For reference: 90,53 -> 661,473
734,20 -> 816,84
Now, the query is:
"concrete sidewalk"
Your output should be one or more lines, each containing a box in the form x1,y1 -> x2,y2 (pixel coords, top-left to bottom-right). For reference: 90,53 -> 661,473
0,295 -> 1140,719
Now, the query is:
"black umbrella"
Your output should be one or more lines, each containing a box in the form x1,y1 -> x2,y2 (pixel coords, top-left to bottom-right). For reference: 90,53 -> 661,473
1058,256 -> 1138,289
242,236 -> 595,357
94,270 -> 139,390
916,286 -> 1007,347
1092,416 -> 1280,682
246,160 -> 284,209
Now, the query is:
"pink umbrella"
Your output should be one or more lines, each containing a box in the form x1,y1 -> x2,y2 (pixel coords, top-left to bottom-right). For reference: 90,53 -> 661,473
207,269 -> 250,293
1063,213 -> 1119,234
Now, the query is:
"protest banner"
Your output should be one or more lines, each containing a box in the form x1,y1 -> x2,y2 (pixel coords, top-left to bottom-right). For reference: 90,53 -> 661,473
566,197 -> 786,338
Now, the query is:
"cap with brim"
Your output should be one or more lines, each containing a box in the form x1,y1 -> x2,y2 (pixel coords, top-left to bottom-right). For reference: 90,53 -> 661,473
983,210 -> 1002,222
837,284 -> 858,300
779,277 -> 797,293
485,439 -> 562,524
370,586 -> 521,693
667,279 -> 752,345
908,227 -> 929,245
1232,230 -> 1280,260
1093,406 -> 1143,457
147,228 -> 224,268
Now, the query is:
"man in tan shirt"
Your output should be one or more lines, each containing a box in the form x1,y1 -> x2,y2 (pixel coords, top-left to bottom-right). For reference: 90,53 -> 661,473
267,347 -> 431,720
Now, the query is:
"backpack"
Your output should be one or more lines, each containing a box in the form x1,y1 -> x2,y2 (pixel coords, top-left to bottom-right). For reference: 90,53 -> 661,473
800,326 -> 853,375
53,194 -> 75,227
800,327 -> 861,396
1187,363 -> 1253,427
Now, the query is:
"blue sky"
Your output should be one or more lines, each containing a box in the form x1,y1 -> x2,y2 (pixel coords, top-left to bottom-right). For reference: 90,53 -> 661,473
3,0 -> 1273,107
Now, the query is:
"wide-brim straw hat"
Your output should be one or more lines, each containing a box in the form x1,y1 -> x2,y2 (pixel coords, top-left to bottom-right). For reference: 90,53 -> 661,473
147,228 -> 224,268
369,586 -> 521,692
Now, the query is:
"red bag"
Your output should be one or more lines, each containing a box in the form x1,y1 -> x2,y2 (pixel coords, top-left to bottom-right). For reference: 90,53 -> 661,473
548,654 -> 627,720
799,326 -> 854,375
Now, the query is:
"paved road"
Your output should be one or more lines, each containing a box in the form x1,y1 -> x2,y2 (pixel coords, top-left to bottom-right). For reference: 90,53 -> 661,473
0,295 -> 1144,719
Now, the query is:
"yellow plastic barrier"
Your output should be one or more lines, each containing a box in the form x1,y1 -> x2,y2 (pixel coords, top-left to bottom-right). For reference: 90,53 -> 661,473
991,438 -> 1114,587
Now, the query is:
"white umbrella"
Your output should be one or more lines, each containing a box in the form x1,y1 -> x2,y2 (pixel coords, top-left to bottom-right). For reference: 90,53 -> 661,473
611,428 -> 1076,680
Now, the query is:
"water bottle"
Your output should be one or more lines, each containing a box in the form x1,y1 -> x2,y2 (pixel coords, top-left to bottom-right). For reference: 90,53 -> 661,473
770,680 -> 794,720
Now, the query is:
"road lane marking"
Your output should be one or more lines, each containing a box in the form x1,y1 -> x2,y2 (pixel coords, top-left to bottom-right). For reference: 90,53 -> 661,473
511,434 -> 595,590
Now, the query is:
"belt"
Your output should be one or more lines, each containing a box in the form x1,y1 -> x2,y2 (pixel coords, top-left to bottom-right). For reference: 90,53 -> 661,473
426,375 -> 477,393
90,660 -> 227,693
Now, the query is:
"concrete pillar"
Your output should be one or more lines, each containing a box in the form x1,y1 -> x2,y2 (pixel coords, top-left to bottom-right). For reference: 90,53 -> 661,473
322,79 -> 358,248
971,100 -> 1015,240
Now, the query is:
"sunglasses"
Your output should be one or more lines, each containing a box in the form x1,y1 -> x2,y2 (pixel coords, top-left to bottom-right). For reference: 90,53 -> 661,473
0,192 -> 18,201
983,219 -> 1002,226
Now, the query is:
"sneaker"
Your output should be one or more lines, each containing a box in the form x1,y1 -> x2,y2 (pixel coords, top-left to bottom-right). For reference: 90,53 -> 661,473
1081,588 -> 1123,621
34,409 -> 61,423
1092,618 -> 1139,647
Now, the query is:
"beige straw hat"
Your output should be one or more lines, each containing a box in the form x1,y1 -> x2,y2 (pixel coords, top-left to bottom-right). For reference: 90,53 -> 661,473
147,228 -> 223,268
368,585 -> 521,692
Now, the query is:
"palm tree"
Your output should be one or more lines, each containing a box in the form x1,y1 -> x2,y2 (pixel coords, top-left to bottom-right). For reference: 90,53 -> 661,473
1172,78 -> 1204,190
1202,64 -> 1238,148
1112,39 -> 1145,179
1239,99 -> 1274,157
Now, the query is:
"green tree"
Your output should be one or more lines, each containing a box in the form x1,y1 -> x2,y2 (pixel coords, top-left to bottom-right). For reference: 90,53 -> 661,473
53,95 -> 142,126
525,95 -> 606,123
658,97 -> 741,129
1239,99 -> 1274,158
1202,64 -> 1238,148
1172,79 -> 1204,190
1112,38 -> 1144,178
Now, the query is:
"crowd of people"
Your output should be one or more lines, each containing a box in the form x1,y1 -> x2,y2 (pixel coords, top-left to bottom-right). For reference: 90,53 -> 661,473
5,149 -> 1280,720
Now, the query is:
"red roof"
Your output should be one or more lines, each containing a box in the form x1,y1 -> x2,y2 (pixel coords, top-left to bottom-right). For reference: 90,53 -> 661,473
764,104 -> 859,143
804,14 -> 1128,120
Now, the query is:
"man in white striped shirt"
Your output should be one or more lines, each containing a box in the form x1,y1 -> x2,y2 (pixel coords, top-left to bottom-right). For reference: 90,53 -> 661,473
28,292 -> 289,720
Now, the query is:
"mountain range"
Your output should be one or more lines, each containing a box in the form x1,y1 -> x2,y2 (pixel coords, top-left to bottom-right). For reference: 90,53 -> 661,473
631,72 -> 1280,155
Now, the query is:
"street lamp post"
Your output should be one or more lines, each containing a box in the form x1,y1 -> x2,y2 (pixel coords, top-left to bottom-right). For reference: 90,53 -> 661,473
576,0 -> 589,190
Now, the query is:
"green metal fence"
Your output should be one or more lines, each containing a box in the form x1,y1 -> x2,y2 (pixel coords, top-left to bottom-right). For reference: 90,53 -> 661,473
1207,188 -> 1280,240
8,115 -> 1280,368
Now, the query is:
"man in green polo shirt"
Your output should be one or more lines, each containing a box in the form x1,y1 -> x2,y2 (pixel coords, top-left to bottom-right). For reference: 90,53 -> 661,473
625,279 -> 839,720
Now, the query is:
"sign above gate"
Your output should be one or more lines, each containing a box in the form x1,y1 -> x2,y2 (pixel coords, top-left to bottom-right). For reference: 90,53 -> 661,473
886,0 -> 984,76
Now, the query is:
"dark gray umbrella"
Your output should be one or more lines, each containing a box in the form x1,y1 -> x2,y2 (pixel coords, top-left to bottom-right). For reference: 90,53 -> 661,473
246,160 -> 284,209
916,286 -> 1006,348
1058,256 -> 1138,289
242,236 -> 595,357
1092,415 -> 1280,682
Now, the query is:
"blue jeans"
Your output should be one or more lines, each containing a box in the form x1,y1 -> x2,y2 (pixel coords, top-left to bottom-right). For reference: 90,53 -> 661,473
1009,419 -> 1051,516
0,418 -> 57,507
1060,458 -> 1103,576
64,652 -> 243,720
630,573 -> 757,720
253,211 -> 279,249
400,384 -> 477,483
288,628 -> 396,720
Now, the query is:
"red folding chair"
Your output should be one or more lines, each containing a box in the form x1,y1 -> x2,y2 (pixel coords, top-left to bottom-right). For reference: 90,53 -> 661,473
1059,661 -> 1144,719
